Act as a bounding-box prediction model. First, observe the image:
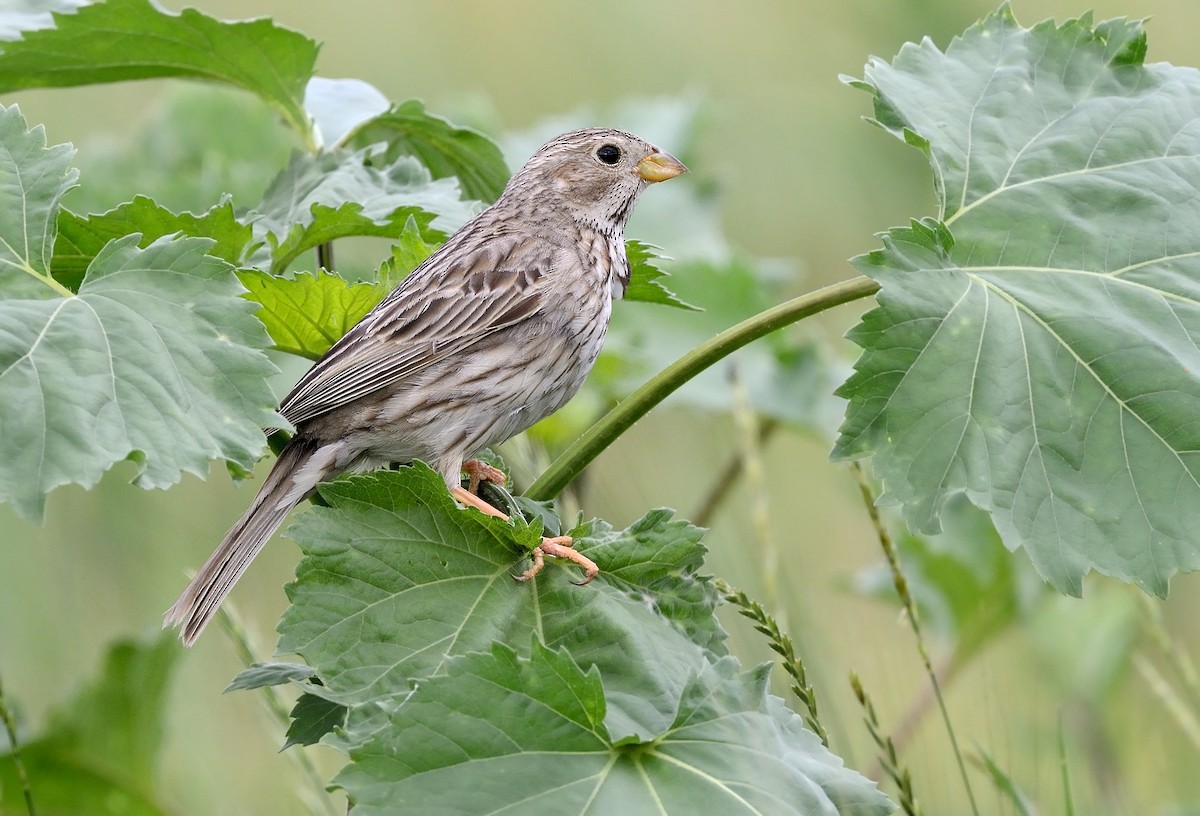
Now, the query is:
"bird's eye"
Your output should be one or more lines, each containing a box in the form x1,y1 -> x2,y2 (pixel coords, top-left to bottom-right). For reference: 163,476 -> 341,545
596,144 -> 621,165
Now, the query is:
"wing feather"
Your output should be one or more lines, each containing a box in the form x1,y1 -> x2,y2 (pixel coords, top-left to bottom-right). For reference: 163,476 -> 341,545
279,231 -> 559,425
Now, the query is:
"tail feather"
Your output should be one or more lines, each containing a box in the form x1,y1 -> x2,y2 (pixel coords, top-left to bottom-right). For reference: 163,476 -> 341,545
165,437 -> 334,646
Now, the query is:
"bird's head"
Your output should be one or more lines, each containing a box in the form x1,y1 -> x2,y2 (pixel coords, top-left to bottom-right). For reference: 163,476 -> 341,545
505,128 -> 688,234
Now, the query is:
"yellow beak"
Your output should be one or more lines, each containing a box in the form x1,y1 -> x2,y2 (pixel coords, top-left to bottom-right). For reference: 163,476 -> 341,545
636,151 -> 688,183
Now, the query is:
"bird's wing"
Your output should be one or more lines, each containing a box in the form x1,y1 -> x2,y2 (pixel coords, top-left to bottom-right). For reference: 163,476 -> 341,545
279,231 -> 562,425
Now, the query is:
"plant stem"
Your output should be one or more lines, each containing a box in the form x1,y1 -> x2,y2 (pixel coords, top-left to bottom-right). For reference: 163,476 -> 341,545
850,672 -> 921,816
850,462 -> 979,816
23,262 -> 74,298
718,579 -> 828,746
525,276 -> 880,501
218,605 -> 340,816
0,671 -> 37,816
1059,715 -> 1075,816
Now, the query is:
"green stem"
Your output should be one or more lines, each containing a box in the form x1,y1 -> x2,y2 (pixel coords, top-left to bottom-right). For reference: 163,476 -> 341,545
217,605 -> 339,816
0,671 -> 37,816
24,263 -> 73,298
525,275 -> 880,501
850,462 -> 979,816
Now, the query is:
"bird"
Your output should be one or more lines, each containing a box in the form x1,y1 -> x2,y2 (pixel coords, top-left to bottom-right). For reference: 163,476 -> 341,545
165,128 -> 687,645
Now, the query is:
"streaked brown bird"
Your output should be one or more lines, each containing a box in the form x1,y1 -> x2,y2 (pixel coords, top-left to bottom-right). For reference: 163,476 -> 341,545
166,128 -> 687,645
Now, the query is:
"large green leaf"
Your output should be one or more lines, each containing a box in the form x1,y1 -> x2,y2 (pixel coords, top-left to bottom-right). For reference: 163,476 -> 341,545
835,7 -> 1200,595
278,465 -> 722,744
0,634 -> 178,816
0,0 -> 318,141
346,99 -> 509,202
54,196 -> 253,291
0,104 -> 77,300
335,645 -> 892,816
0,235 -> 281,519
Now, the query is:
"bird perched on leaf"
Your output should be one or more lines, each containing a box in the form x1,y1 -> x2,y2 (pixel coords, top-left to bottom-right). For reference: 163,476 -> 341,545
166,128 -> 687,645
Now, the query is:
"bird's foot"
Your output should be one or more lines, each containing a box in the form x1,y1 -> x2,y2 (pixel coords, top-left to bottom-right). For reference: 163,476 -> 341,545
449,486 -> 599,585
516,535 -> 598,586
462,459 -> 506,495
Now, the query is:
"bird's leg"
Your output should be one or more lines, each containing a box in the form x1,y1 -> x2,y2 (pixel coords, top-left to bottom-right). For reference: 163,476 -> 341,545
461,459 -> 506,495
449,486 -> 598,585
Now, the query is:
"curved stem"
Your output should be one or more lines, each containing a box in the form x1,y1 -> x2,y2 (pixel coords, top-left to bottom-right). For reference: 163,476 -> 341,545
524,275 -> 880,501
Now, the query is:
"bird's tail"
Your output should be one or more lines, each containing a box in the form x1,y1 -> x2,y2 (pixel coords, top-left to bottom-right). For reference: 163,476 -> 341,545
165,436 -> 335,646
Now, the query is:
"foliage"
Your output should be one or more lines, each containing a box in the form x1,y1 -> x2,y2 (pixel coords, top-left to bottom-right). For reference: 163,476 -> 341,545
3,0 -> 1200,814
836,5 -> 1200,596
0,635 -> 178,816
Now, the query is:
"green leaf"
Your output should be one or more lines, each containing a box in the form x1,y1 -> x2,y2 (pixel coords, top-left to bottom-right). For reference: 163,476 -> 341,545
0,104 -> 77,300
264,202 -> 440,277
0,634 -> 178,816
284,692 -> 347,749
0,235 -> 281,520
375,215 -> 438,289
278,465 -> 722,744
622,240 -> 698,310
835,8 -> 1200,595
238,268 -> 384,359
0,0 -> 318,143
252,148 -> 472,273
54,196 -> 254,291
225,661 -> 316,692
346,99 -> 509,202
336,645 -> 893,816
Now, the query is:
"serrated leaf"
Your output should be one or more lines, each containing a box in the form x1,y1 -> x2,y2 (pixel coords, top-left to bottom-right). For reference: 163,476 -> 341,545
252,148 -> 472,273
264,202 -> 440,277
0,104 -> 77,300
284,692 -> 348,749
239,268 -> 384,359
375,215 -> 437,289
835,8 -> 1200,595
54,196 -> 253,291
0,235 -> 280,520
622,240 -> 698,310
0,634 -> 178,815
0,0 -> 317,140
278,464 -> 722,745
346,99 -> 509,202
336,646 -> 892,816
225,661 -> 316,692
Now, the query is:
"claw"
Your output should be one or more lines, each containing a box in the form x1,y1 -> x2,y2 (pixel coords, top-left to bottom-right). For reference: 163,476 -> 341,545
515,536 -> 598,585
450,485 -> 599,585
462,459 -> 506,495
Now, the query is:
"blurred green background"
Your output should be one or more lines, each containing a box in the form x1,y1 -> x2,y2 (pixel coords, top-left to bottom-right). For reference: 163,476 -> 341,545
3,1 -> 1200,813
